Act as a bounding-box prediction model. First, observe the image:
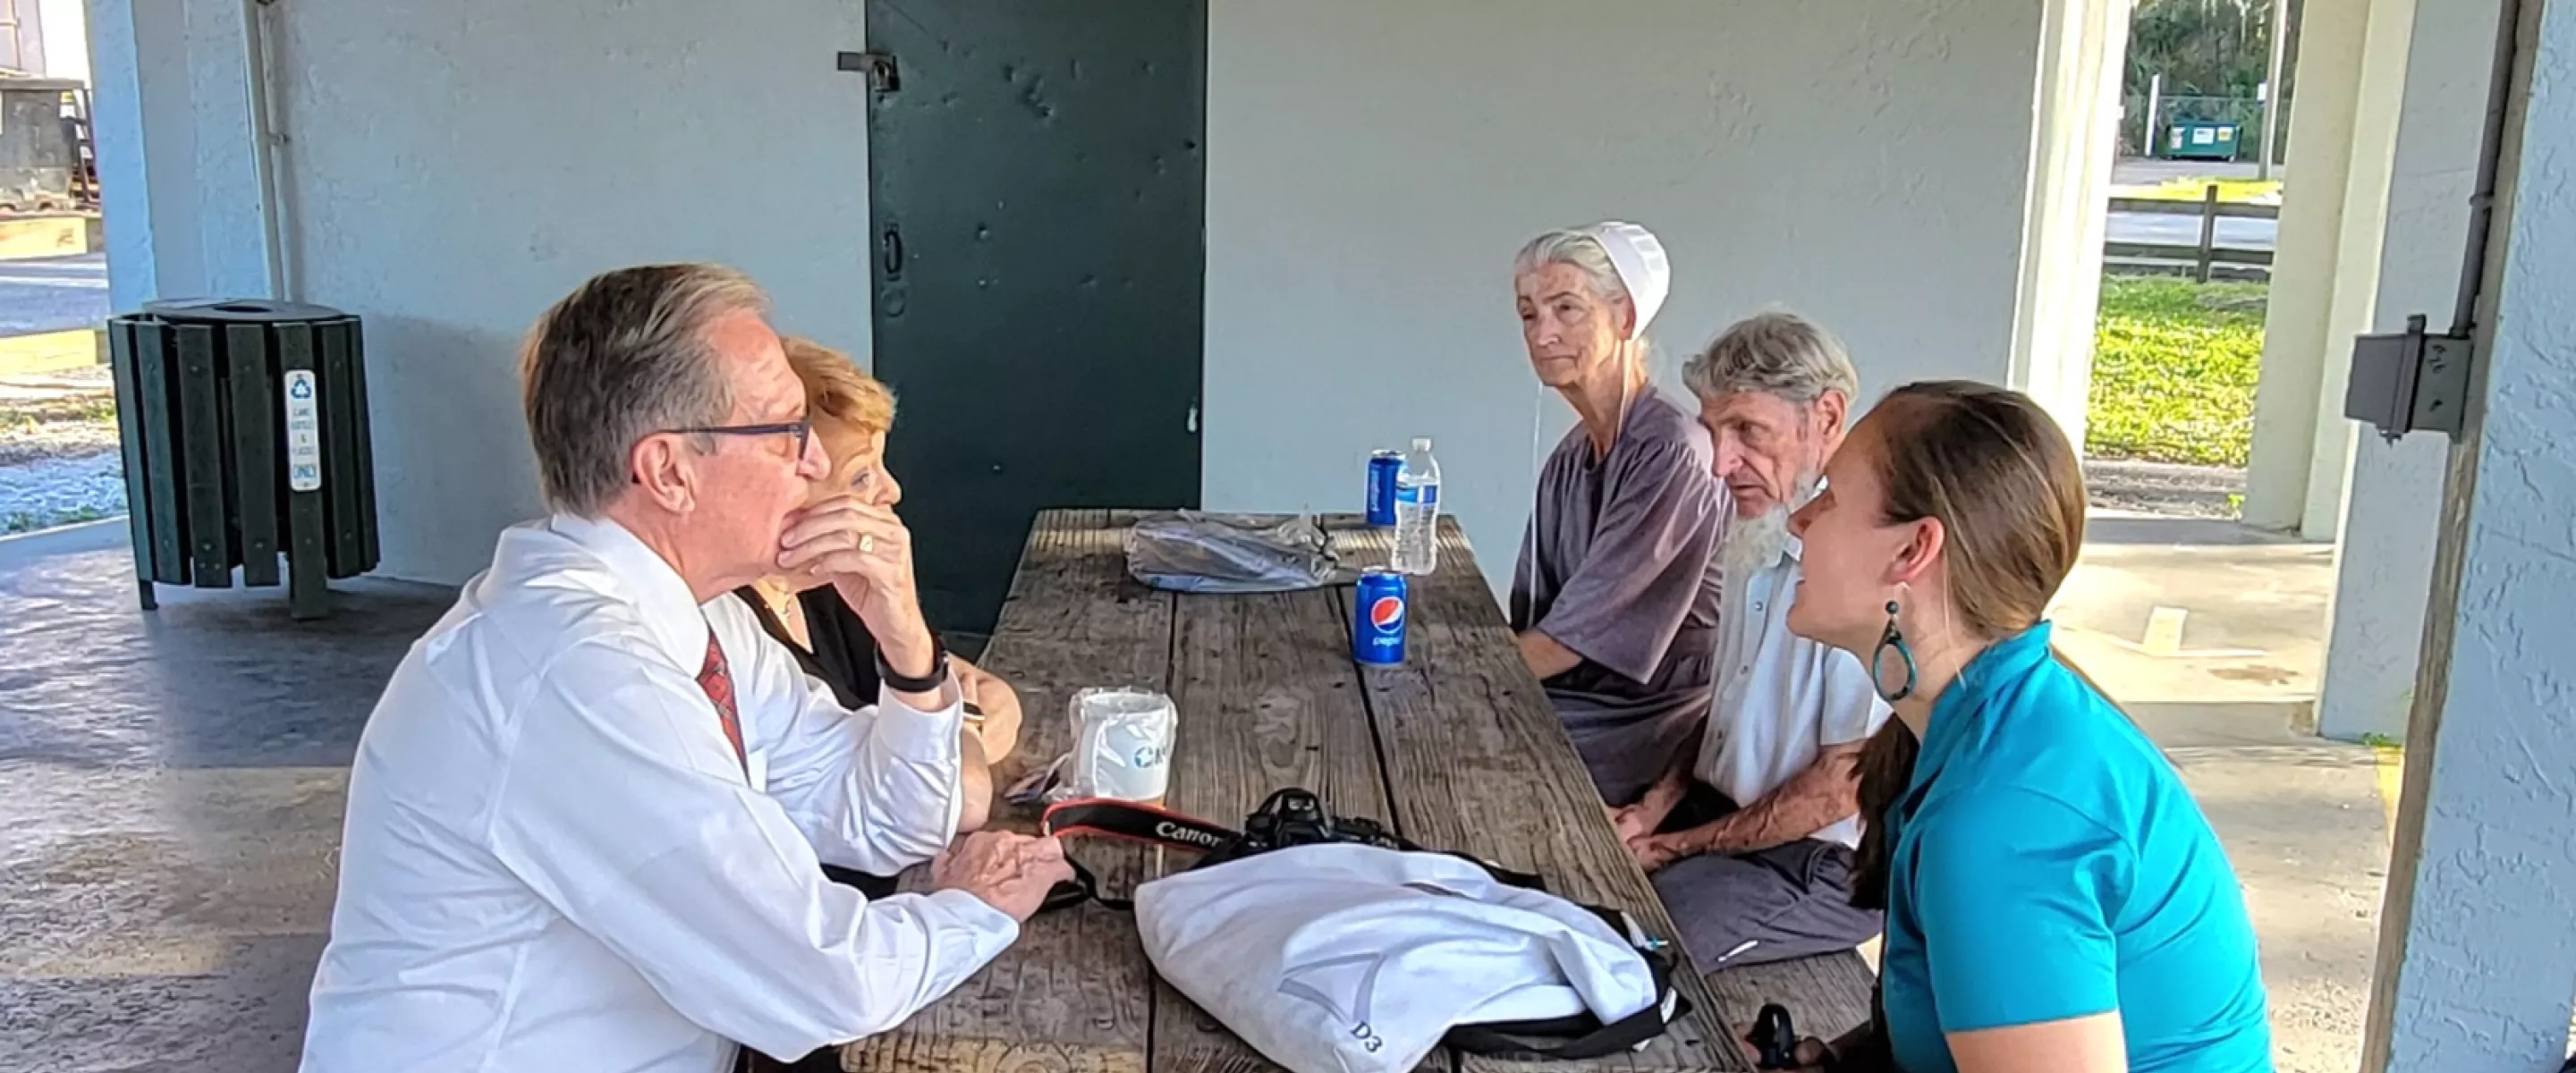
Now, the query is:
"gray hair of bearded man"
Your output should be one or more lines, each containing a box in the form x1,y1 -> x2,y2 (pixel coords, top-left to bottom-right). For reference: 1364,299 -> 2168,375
1682,310 -> 1859,411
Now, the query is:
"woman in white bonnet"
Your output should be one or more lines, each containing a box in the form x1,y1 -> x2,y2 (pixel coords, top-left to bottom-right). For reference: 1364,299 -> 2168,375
1507,222 -> 1728,807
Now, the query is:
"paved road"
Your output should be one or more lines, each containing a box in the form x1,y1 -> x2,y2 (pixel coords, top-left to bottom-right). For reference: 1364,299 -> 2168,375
2114,157 -> 2279,187
2107,210 -> 2278,250
0,252 -> 107,337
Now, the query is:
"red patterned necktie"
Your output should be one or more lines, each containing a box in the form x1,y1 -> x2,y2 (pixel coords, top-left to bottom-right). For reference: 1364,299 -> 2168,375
698,630 -> 767,1073
694,629 -> 749,775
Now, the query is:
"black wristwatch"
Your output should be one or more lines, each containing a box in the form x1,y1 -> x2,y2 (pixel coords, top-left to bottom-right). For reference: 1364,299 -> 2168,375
875,635 -> 951,695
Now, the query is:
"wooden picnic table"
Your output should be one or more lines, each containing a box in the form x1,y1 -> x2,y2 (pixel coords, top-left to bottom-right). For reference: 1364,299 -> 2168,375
847,510 -> 1869,1073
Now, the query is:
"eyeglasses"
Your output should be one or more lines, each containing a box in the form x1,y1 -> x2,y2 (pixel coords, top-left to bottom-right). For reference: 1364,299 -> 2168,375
664,418 -> 812,459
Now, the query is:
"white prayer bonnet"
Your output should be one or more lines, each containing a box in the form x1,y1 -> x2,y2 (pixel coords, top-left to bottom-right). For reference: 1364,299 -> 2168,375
1576,221 -> 1670,337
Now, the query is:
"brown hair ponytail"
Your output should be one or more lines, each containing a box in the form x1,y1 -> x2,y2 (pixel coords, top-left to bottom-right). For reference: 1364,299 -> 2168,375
1843,381 -> 2088,910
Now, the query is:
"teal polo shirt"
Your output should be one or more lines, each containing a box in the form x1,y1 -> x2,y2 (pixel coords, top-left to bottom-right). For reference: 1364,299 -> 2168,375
1879,623 -> 2272,1072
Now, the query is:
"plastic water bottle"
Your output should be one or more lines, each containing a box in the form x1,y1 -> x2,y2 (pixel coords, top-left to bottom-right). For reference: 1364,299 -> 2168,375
1392,436 -> 1441,575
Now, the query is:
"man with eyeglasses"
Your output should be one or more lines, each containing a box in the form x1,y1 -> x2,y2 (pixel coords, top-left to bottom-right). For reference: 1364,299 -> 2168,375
300,264 -> 1073,1073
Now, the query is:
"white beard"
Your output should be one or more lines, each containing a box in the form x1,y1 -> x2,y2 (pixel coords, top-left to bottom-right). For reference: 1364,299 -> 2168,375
1722,503 -> 1795,578
1720,473 -> 1821,577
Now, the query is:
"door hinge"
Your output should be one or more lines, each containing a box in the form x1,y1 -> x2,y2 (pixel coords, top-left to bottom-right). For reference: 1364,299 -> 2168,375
837,51 -> 899,92
2345,314 -> 2475,442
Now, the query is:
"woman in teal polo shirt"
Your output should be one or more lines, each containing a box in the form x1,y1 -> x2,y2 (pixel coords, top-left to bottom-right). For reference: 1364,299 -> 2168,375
1775,380 -> 2272,1072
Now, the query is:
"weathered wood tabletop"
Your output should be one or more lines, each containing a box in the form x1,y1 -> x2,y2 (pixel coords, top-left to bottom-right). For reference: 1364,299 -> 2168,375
846,510 -> 1753,1073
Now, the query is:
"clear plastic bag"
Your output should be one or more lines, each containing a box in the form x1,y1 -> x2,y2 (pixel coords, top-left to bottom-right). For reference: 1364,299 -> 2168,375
1123,511 -> 1350,594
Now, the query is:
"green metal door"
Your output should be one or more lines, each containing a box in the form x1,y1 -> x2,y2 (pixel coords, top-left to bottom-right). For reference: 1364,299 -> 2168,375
862,0 -> 1206,641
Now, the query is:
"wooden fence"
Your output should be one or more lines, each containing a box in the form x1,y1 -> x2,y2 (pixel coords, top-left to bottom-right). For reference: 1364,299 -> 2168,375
2104,184 -> 2279,282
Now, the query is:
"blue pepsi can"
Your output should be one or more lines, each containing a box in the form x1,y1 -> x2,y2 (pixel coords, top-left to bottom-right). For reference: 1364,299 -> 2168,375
1353,569 -> 1409,664
1365,451 -> 1403,527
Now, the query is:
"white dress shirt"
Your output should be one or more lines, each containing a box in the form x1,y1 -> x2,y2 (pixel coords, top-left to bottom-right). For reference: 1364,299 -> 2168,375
301,515 -> 1018,1073
1691,536 -> 1893,849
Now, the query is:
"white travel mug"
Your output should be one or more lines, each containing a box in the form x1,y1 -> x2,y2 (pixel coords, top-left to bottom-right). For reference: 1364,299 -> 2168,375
1068,686 -> 1177,803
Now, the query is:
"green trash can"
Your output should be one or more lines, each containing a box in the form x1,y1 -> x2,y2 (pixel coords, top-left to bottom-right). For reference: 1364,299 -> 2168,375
106,299 -> 379,619
2165,120 -> 2241,162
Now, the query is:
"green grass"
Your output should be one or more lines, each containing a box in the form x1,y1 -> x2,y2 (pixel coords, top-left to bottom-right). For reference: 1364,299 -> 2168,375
1,503 -> 114,535
0,397 -> 117,428
2088,275 -> 2267,467
2127,177 -> 2284,204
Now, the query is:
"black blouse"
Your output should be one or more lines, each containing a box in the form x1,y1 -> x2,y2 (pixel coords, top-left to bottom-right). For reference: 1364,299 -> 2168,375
733,585 -> 883,708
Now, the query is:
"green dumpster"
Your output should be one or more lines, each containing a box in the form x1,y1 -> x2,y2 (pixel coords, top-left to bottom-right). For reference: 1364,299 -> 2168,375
106,299 -> 378,620
2165,120 -> 2241,162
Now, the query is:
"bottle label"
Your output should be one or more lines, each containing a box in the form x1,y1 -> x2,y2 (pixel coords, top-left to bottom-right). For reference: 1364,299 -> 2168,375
1397,485 -> 1438,508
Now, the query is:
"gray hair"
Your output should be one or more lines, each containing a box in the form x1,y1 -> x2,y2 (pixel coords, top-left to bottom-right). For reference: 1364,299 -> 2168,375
1515,229 -> 1657,377
1682,310 -> 1859,409
520,263 -> 767,516
1514,230 -> 1633,312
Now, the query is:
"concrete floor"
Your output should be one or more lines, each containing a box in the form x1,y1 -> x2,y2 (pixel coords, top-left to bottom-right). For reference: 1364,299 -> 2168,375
0,520 -> 449,1072
2058,511 -> 2385,1073
1,513 -> 2394,1071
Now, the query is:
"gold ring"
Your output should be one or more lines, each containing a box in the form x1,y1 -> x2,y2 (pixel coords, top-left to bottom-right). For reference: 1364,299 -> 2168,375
859,534 -> 877,554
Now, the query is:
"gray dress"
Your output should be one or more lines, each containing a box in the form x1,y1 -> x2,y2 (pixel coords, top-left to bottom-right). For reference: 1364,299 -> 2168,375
1509,385 -> 1728,806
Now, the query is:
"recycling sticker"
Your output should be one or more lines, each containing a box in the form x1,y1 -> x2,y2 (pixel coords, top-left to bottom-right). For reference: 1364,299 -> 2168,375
284,371 -> 323,492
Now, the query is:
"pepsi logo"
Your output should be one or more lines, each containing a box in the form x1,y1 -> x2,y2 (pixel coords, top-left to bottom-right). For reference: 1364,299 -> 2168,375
1368,596 -> 1405,629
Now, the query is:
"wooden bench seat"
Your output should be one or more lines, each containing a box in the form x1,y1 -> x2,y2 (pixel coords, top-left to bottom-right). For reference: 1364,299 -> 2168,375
1706,949 -> 1879,1050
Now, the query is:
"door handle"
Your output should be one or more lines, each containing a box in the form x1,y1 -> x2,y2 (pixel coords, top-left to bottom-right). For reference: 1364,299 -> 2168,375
880,226 -> 905,281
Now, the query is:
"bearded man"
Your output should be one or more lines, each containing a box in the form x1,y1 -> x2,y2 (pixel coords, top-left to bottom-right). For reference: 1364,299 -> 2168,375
1608,311 -> 1894,972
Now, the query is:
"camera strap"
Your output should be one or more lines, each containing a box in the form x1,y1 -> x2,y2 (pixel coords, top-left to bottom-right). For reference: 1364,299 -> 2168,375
1041,797 -> 1241,853
1036,789 -> 1545,914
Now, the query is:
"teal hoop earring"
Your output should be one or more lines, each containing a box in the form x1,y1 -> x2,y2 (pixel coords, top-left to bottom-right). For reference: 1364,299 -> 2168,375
1872,600 -> 1918,702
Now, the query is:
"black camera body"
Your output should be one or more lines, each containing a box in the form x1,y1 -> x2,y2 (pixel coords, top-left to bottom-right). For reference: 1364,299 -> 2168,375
1225,789 -> 1408,860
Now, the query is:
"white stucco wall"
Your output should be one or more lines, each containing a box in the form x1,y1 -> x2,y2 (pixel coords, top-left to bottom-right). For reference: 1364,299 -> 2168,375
2314,0 -> 2496,741
263,1 -> 876,582
1200,0 -> 2046,590
2364,0 -> 2576,1060
97,0 -> 2059,592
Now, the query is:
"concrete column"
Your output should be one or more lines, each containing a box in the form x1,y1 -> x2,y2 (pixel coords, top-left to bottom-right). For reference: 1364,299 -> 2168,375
2300,0 -> 2422,540
82,0 -> 271,313
2315,0 -> 2501,741
2363,0 -> 2576,1061
84,0 -> 158,311
2008,0 -> 2131,448
2242,0 -> 2418,538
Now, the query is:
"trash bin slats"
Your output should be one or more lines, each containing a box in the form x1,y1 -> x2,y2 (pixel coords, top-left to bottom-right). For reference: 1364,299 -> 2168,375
110,303 -> 372,619
227,322 -> 282,587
